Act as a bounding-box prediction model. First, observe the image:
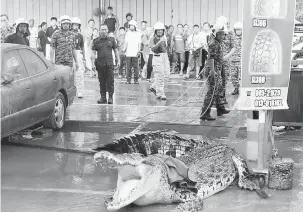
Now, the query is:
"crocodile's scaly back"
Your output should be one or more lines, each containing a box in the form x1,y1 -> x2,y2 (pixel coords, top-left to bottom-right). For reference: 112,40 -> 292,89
180,143 -> 238,199
93,130 -> 208,157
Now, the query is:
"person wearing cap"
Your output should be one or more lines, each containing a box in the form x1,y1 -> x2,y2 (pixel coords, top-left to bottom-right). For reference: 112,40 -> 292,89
123,20 -> 141,84
50,15 -> 79,71
149,22 -> 170,100
5,18 -> 29,46
71,17 -> 86,99
216,16 -> 236,104
104,6 -> 119,34
230,21 -> 243,95
200,22 -> 230,121
124,13 -> 133,31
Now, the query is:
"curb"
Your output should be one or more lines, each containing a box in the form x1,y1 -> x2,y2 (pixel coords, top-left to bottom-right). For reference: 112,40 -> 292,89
64,120 -> 241,129
2,141 -> 96,155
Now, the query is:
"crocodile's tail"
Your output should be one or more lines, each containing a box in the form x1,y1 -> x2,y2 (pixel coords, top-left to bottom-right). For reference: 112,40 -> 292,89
92,130 -> 205,158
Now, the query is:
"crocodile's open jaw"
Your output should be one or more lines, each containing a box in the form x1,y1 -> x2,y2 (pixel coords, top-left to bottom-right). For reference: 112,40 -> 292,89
94,151 -> 153,211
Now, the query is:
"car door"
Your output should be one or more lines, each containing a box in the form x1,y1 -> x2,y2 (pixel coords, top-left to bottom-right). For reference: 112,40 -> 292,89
18,49 -> 59,123
1,50 -> 36,137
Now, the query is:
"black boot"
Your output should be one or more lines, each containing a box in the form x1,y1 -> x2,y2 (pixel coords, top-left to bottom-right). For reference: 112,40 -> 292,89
217,106 -> 230,116
108,93 -> 113,104
200,109 -> 216,121
97,95 -> 107,104
231,88 -> 239,95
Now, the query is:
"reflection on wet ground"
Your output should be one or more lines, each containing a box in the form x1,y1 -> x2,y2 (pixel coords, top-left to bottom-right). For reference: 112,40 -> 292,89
2,128 -> 303,212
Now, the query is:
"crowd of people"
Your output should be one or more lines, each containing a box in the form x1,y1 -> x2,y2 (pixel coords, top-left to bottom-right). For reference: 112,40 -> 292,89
1,6 -> 243,121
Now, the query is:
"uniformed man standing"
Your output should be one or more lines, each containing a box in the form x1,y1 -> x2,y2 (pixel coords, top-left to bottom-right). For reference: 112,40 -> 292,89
91,24 -> 120,104
217,16 -> 236,104
50,15 -> 79,71
200,23 -> 230,121
230,22 -> 243,95
71,17 -> 86,99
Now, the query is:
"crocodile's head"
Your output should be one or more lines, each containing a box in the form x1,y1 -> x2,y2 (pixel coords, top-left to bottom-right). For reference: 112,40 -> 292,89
94,151 -> 181,211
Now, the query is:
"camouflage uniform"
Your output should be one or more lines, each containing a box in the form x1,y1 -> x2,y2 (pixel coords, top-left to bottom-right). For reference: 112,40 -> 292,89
230,32 -> 242,89
201,37 -> 224,117
51,30 -> 76,67
1,25 -> 14,43
222,30 -> 235,100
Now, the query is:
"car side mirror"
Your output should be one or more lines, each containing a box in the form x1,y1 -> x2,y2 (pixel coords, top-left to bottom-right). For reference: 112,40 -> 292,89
1,73 -> 14,84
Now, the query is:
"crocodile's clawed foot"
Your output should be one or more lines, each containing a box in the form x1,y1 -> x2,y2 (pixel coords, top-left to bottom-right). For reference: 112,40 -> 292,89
238,178 -> 259,190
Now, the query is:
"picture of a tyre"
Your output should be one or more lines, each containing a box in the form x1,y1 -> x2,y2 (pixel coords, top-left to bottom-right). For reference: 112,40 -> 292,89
249,30 -> 282,75
252,0 -> 287,18
296,0 -> 303,22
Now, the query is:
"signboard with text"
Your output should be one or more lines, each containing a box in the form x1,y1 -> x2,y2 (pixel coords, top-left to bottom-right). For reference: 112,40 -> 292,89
235,0 -> 296,110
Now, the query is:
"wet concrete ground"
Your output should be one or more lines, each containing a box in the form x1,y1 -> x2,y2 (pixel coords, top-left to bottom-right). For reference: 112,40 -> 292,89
2,75 -> 303,212
67,75 -> 241,125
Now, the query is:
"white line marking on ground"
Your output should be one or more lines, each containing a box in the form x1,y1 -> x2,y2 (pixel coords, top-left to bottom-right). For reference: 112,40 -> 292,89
1,186 -> 112,196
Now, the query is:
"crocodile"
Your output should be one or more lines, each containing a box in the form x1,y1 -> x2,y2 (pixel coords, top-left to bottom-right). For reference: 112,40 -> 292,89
93,130 -> 265,211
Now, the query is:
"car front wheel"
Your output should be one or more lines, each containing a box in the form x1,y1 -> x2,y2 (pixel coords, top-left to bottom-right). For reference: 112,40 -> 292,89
43,93 -> 66,130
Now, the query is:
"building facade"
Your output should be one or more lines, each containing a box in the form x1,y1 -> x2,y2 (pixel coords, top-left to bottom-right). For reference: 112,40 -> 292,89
1,0 -> 243,30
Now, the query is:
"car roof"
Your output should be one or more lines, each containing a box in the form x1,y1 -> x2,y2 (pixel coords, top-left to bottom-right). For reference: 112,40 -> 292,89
1,43 -> 32,52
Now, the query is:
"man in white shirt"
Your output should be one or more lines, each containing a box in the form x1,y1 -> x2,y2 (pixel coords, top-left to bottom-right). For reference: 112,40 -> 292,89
28,19 -> 38,48
185,24 -> 206,79
83,19 -> 95,71
124,20 -> 142,84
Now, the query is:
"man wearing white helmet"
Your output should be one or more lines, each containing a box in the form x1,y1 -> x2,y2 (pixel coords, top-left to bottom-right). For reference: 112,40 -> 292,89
50,15 -> 79,71
149,22 -> 170,100
230,21 -> 243,95
124,19 -> 141,84
5,18 -> 29,46
216,16 -> 236,104
200,22 -> 230,121
71,17 -> 86,98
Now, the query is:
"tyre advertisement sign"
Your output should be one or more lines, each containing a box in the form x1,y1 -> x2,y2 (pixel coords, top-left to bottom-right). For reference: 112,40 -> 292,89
235,0 -> 296,110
